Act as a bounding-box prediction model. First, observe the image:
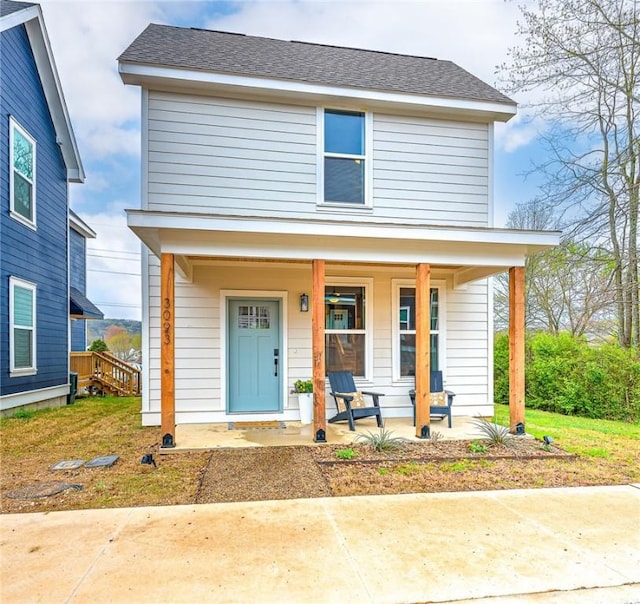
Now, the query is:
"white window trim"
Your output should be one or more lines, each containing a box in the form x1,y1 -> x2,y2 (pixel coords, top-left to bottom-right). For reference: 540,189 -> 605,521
325,276 -> 374,382
9,276 -> 37,376
316,107 -> 373,210
391,279 -> 446,383
9,117 -> 37,230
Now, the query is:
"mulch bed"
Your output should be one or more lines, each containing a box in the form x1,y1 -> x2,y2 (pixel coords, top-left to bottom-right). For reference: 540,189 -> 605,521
195,438 -> 574,504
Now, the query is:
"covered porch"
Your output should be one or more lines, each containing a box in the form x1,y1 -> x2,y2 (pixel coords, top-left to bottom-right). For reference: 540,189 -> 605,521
127,211 -> 560,448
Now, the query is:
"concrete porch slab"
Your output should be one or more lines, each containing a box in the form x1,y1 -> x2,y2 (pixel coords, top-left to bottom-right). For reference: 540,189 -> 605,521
166,416 -> 489,453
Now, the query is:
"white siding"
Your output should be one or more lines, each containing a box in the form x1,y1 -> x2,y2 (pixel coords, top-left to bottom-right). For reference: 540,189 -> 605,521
145,92 -> 490,226
142,261 -> 491,425
373,115 -> 489,226
147,92 -> 317,215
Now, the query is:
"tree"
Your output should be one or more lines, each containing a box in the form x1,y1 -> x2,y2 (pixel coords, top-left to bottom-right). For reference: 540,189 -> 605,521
498,0 -> 640,348
495,201 -> 615,340
88,338 -> 108,352
106,332 -> 133,360
104,324 -> 127,342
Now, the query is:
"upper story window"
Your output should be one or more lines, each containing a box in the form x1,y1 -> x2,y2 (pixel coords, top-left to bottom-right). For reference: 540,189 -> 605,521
9,117 -> 36,228
320,109 -> 370,206
9,277 -> 37,375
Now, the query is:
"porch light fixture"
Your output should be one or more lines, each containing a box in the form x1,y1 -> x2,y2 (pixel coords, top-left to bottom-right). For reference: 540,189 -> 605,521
300,293 -> 309,312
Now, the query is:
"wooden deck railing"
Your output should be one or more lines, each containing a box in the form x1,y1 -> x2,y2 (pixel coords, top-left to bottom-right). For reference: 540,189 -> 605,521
70,351 -> 141,396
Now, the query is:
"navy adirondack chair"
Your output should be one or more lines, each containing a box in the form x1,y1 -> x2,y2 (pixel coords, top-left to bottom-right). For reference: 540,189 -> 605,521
409,370 -> 455,428
327,371 -> 384,431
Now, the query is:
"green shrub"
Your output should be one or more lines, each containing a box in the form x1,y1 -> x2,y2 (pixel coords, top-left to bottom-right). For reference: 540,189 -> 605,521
335,447 -> 356,460
494,332 -> 640,422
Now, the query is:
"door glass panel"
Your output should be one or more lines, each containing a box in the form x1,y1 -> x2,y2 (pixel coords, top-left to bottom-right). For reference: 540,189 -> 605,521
238,305 -> 270,329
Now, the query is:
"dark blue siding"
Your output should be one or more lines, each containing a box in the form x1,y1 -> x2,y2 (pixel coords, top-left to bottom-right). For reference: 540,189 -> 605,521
69,229 -> 87,351
69,228 -> 85,291
70,319 -> 86,351
1,24 -> 69,396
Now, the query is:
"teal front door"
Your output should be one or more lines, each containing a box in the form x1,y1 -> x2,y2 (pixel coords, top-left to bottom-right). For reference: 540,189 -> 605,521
228,299 -> 281,413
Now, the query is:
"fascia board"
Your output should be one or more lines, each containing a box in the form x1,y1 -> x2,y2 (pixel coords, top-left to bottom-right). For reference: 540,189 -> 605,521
126,210 -> 560,249
162,231 -> 533,266
0,4 -> 39,32
119,62 -> 517,122
69,211 -> 97,239
23,11 -> 85,182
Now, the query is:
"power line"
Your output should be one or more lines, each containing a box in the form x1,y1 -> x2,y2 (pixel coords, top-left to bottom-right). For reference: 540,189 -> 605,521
94,301 -> 140,308
89,247 -> 140,256
89,268 -> 141,276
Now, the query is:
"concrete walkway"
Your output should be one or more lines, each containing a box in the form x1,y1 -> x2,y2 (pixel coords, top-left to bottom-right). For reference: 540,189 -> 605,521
1,485 -> 639,603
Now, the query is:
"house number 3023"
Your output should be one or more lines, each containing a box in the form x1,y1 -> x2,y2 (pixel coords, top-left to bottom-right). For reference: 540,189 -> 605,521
162,298 -> 172,344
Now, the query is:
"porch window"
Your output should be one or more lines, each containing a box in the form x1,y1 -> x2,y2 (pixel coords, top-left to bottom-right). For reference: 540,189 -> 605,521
9,277 -> 37,375
321,109 -> 369,205
325,285 -> 366,377
9,118 -> 36,227
398,286 -> 440,377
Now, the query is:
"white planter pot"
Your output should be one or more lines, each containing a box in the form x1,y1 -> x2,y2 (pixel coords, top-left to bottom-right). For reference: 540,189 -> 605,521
298,393 -> 313,424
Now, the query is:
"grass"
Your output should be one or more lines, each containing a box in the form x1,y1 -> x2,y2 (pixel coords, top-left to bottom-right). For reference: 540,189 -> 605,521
493,403 -> 640,484
493,403 -> 640,458
1,397 -> 639,513
0,396 -> 208,513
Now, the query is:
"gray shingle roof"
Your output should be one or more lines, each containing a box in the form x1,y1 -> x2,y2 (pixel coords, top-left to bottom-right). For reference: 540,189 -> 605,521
0,1 -> 37,19
119,24 -> 514,105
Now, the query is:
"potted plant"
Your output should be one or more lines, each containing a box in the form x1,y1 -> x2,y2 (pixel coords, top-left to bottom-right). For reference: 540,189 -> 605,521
294,379 -> 313,424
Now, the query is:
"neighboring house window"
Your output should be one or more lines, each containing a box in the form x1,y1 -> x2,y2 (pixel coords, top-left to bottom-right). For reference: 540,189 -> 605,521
321,109 -> 370,205
325,281 -> 371,377
9,118 -> 36,227
9,277 -> 37,375
393,281 -> 444,380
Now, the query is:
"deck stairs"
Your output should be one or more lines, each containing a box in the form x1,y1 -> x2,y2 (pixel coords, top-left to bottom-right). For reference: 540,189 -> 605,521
70,351 -> 141,396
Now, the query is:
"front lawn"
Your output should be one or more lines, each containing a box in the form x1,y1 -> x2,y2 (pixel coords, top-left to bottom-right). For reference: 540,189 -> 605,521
1,397 -> 638,513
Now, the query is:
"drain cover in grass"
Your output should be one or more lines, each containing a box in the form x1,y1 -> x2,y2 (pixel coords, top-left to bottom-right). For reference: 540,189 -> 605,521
6,482 -> 83,499
85,455 -> 119,468
50,459 -> 86,471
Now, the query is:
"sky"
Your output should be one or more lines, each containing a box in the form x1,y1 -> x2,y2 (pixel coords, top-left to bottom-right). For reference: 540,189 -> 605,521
35,0 -> 548,321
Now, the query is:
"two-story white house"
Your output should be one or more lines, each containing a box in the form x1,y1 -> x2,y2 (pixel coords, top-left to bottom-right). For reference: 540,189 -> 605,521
118,25 -> 559,447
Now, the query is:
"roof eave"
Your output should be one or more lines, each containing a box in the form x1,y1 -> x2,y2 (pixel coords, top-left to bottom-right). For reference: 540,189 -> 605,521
119,62 -> 517,123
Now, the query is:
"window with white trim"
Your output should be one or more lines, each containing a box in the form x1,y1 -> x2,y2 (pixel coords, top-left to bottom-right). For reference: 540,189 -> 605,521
321,109 -> 368,205
9,118 -> 36,226
9,277 -> 37,374
394,282 -> 443,379
325,283 -> 369,377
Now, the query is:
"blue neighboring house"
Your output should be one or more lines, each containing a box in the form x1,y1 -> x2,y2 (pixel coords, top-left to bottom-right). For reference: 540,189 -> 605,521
0,0 -> 87,415
69,209 -> 103,351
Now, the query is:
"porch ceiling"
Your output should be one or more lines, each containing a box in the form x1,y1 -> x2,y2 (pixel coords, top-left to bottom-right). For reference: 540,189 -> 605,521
126,210 -> 560,286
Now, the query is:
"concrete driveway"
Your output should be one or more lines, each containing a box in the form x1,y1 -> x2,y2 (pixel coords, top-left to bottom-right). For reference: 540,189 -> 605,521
1,485 -> 639,603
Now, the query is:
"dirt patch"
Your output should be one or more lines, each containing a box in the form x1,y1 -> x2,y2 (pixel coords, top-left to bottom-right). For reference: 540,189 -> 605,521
196,447 -> 331,503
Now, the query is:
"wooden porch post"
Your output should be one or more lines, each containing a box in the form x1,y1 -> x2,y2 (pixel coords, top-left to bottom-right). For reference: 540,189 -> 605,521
312,259 -> 327,442
509,266 -> 525,432
160,253 -> 176,448
415,263 -> 431,438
